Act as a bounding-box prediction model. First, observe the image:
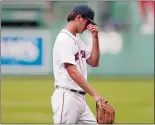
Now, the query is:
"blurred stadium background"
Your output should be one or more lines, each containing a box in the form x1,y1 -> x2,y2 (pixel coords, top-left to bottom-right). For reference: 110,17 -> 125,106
1,1 -> 154,124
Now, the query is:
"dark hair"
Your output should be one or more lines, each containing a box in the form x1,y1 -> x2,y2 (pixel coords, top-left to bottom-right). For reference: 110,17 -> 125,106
67,12 -> 79,22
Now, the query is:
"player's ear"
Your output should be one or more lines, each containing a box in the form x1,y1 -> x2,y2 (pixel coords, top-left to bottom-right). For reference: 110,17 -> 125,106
75,14 -> 81,21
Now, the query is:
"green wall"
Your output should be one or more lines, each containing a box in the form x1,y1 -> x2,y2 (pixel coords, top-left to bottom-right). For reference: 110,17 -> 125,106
50,1 -> 154,76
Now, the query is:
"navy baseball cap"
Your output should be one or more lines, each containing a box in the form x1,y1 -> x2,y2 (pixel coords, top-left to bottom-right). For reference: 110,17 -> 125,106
72,5 -> 96,25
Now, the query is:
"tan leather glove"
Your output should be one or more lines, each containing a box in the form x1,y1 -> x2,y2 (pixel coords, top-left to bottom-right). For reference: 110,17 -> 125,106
96,98 -> 116,124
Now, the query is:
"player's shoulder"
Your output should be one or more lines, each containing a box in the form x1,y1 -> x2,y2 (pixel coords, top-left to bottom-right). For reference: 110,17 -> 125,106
59,29 -> 75,40
55,32 -> 73,45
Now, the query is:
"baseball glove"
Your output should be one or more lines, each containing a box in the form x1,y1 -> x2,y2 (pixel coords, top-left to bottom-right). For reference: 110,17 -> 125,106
96,98 -> 115,124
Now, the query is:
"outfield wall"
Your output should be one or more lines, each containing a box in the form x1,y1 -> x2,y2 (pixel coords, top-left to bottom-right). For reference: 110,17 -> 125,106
1,28 -> 154,76
1,29 -> 52,75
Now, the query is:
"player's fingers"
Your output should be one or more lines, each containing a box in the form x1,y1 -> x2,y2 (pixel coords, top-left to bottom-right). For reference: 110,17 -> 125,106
88,25 -> 98,30
87,25 -> 98,30
88,28 -> 98,32
90,28 -> 98,32
87,24 -> 97,29
87,27 -> 94,31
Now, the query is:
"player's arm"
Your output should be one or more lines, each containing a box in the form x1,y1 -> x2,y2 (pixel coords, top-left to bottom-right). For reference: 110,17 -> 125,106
65,63 -> 102,101
86,24 -> 100,67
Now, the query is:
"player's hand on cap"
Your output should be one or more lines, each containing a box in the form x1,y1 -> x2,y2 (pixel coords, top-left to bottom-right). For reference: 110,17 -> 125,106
87,24 -> 98,38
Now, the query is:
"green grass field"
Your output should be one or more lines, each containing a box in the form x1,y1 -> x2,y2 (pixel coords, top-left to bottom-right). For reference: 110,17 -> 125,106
1,77 -> 154,124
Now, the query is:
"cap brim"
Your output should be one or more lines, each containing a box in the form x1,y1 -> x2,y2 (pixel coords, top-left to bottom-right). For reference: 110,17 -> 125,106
85,18 -> 96,25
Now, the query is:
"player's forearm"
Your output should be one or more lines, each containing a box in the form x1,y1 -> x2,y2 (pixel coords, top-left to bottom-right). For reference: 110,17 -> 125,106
68,67 -> 99,97
90,36 -> 100,66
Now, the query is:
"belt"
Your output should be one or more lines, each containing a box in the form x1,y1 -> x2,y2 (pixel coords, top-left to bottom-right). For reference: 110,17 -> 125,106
56,85 -> 86,95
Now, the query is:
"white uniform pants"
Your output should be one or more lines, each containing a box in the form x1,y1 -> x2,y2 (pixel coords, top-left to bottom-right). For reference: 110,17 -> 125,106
51,87 -> 96,124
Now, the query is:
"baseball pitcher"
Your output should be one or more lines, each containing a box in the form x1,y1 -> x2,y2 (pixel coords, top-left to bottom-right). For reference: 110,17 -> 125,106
51,5 -> 115,124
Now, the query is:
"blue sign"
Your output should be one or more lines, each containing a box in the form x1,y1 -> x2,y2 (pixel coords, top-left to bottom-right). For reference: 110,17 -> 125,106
1,37 -> 42,65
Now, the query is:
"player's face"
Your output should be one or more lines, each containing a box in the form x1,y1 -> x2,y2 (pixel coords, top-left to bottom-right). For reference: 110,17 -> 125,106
77,16 -> 90,33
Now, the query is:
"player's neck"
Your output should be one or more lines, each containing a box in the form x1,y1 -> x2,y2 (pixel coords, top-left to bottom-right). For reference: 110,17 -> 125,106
65,22 -> 77,37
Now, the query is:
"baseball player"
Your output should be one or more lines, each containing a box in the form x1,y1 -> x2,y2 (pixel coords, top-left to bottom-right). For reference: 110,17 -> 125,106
51,5 -> 103,124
